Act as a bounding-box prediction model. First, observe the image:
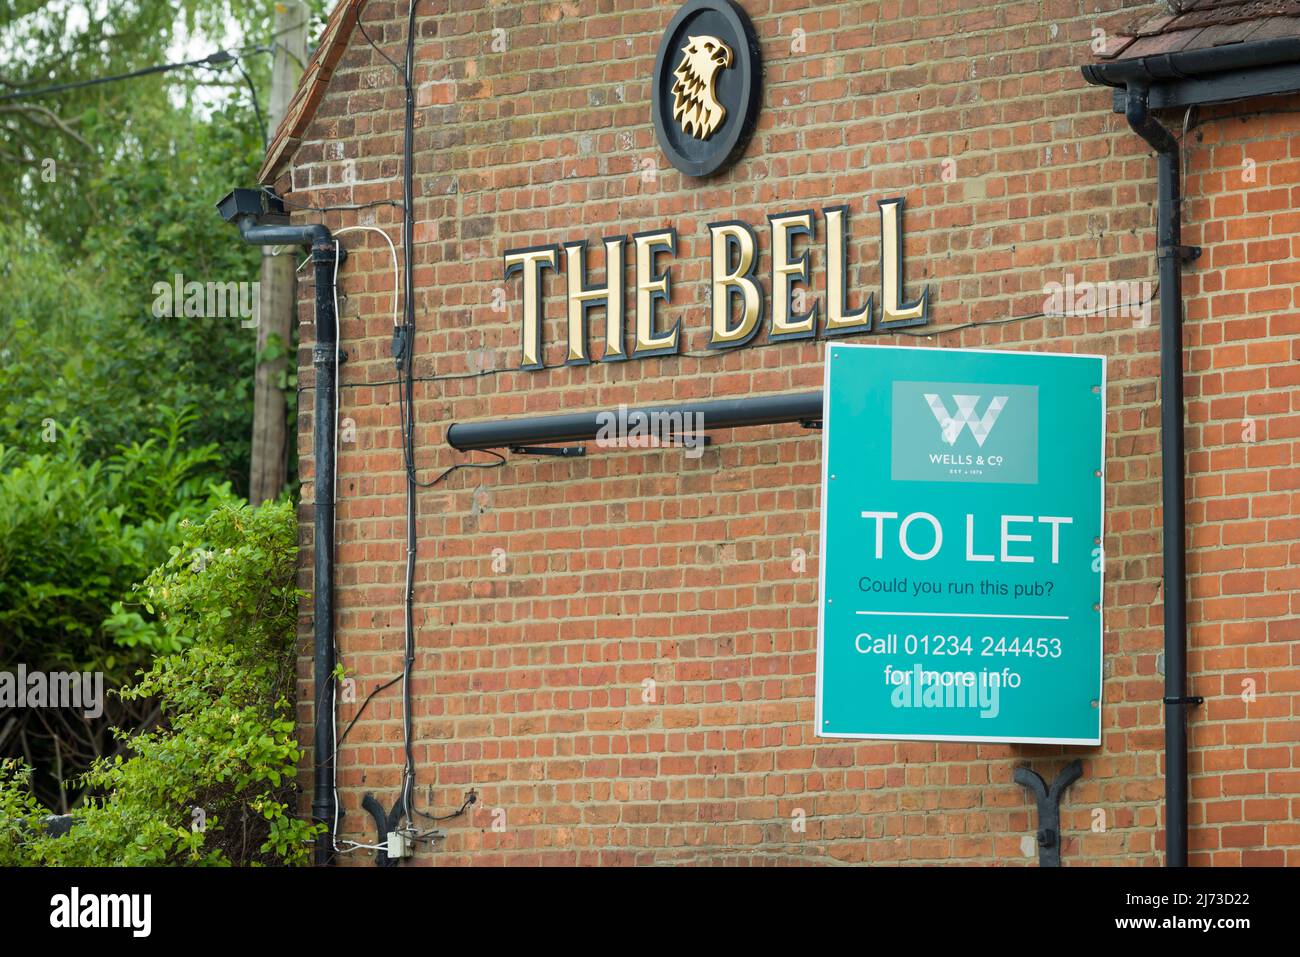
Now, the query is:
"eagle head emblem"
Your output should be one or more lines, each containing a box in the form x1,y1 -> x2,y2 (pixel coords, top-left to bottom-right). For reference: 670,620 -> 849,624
671,34 -> 733,140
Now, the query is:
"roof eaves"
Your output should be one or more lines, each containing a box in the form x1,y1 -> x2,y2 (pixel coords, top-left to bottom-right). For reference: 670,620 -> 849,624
1082,33 -> 1300,111
257,0 -> 364,184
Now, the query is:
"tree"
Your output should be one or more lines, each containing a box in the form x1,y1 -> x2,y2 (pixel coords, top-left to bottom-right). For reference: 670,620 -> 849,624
0,1 -> 290,247
0,0 -> 330,809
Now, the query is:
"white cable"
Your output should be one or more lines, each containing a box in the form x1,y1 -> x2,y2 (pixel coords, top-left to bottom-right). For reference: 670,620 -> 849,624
293,225 -> 397,327
333,225 -> 401,328
332,833 -> 387,852
332,239 -> 341,506
331,670 -> 347,852
288,225 -> 405,851
400,582 -> 411,827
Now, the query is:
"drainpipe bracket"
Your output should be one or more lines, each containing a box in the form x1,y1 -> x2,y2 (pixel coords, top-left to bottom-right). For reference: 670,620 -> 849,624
1159,244 -> 1201,264
1014,759 -> 1083,867
312,241 -> 347,262
1163,695 -> 1204,706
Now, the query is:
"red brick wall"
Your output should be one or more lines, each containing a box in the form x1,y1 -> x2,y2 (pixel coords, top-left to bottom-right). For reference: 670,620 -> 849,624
268,0 -> 1300,865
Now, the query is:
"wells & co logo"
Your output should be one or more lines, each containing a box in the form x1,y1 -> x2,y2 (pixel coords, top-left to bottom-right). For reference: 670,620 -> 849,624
925,393 -> 1009,448
892,381 -> 1039,485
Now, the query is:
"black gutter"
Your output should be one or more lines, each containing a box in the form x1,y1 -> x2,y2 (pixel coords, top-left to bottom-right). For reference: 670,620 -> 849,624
446,392 -> 825,452
1082,36 -> 1300,88
218,188 -> 340,866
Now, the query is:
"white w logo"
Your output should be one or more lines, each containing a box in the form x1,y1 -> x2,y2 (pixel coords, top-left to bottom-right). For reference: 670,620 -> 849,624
923,394 -> 1008,448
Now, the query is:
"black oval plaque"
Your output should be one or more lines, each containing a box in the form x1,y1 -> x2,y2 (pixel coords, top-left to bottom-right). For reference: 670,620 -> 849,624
651,0 -> 762,179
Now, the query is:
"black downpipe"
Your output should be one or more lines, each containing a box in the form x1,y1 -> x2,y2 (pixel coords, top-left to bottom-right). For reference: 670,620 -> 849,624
1124,86 -> 1191,868
237,216 -> 332,248
226,209 -> 340,866
309,241 -> 339,866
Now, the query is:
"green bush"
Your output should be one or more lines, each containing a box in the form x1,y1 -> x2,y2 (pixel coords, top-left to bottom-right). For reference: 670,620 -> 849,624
0,399 -> 238,809
0,409 -> 228,675
0,499 -> 320,866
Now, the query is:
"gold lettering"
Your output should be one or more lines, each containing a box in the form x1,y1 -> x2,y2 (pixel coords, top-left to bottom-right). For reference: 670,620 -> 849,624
504,245 -> 559,369
769,211 -> 817,340
879,198 -> 928,328
709,221 -> 762,348
564,238 -> 626,364
824,205 -> 873,335
633,230 -> 678,356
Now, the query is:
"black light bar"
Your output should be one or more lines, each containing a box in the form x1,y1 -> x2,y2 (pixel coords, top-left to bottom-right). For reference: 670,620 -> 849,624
446,391 -> 825,452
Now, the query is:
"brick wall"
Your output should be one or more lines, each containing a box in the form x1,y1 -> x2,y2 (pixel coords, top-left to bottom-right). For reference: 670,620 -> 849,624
266,0 -> 1300,865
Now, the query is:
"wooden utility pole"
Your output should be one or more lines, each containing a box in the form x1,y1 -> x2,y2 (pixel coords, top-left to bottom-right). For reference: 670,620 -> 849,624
250,0 -> 308,505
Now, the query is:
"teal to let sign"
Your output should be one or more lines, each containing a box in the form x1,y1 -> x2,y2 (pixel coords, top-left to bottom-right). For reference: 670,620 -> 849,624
816,344 -> 1106,745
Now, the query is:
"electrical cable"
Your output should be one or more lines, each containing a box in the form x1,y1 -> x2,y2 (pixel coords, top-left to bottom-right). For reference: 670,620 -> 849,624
233,56 -> 268,146
386,1 -> 513,842
0,47 -> 263,103
331,662 -> 386,854
333,226 -> 401,327
271,185 -> 403,214
314,216 -> 495,853
396,0 -> 420,833
332,674 -> 403,763
273,41 -> 307,71
412,791 -> 477,838
356,11 -> 405,79
300,285 -> 1161,395
267,14 -> 314,43
281,179 -> 494,853
310,236 -> 374,856
325,231 -> 391,854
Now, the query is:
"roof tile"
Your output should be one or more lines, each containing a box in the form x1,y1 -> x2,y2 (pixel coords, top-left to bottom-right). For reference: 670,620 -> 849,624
1095,33 -> 1138,60
1098,0 -> 1300,61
